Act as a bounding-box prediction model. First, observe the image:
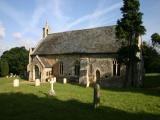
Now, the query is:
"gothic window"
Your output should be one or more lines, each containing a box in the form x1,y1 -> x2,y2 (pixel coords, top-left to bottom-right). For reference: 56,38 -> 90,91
75,61 -> 80,76
59,62 -> 63,75
117,64 -> 121,76
113,61 -> 116,76
113,61 -> 121,76
35,65 -> 41,79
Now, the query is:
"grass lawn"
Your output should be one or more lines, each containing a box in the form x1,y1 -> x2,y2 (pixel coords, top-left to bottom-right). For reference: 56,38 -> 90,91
0,74 -> 160,120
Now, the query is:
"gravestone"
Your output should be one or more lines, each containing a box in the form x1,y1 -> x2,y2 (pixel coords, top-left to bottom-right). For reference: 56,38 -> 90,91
93,83 -> 100,108
10,73 -> 13,77
63,78 -> 67,84
48,78 -> 56,96
13,79 -> 19,87
35,79 -> 40,86
53,77 -> 56,83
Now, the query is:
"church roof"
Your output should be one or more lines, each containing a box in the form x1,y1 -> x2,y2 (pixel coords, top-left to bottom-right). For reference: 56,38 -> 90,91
32,25 -> 121,55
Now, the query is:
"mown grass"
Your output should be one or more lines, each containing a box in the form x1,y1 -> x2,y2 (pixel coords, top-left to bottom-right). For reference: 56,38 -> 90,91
0,74 -> 159,120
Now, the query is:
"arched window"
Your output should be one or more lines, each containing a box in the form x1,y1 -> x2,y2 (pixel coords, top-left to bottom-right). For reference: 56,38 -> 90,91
75,61 -> 80,76
96,70 -> 100,83
35,65 -> 41,79
113,61 -> 116,76
59,62 -> 63,75
117,64 -> 121,76
113,60 -> 121,76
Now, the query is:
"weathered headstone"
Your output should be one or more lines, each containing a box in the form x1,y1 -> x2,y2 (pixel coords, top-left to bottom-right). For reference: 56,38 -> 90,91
93,83 -> 100,108
63,78 -> 67,84
13,79 -> 19,87
10,73 -> 13,77
35,79 -> 40,86
48,78 -> 56,96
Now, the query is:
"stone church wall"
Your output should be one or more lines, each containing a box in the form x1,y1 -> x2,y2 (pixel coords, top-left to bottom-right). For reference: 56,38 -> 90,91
29,54 -> 126,87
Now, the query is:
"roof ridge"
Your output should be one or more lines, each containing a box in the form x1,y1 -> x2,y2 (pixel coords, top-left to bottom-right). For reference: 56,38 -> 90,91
48,25 -> 116,35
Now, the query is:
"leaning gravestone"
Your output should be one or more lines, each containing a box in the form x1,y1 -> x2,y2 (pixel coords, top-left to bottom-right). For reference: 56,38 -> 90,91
13,79 -> 19,87
63,78 -> 67,84
48,78 -> 56,96
35,79 -> 40,86
93,83 -> 100,108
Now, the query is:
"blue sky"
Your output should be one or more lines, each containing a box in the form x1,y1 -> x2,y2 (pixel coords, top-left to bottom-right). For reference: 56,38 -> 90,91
0,0 -> 160,54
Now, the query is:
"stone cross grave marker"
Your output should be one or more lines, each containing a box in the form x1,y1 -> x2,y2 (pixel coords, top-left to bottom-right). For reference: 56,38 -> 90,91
48,77 -> 56,96
13,79 -> 19,87
35,79 -> 40,86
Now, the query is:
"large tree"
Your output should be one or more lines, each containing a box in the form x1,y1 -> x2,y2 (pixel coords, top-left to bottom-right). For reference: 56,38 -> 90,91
0,47 -> 29,77
116,0 -> 146,87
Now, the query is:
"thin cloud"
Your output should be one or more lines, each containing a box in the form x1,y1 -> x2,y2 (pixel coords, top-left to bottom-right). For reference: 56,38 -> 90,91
51,0 -> 70,21
65,2 -> 122,30
12,32 -> 22,40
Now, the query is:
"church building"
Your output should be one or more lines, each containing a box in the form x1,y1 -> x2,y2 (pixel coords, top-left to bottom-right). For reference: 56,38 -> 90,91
27,22 -> 143,87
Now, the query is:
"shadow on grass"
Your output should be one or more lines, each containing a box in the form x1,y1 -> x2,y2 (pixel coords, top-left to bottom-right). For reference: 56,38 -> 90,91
99,74 -> 160,97
144,74 -> 160,88
0,93 -> 159,120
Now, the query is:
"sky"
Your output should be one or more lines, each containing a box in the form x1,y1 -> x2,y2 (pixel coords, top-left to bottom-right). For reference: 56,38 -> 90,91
0,0 -> 160,55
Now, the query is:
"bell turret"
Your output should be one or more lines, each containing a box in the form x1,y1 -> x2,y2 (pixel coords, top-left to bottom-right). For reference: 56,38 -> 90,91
42,21 -> 50,38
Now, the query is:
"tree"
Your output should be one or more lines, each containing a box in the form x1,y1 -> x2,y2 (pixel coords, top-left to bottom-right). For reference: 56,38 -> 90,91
151,33 -> 160,46
1,47 -> 29,78
116,0 -> 146,87
0,60 -> 9,77
142,42 -> 160,73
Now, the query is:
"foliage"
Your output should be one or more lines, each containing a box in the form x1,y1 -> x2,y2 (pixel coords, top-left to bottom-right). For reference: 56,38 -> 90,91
151,33 -> 160,46
116,0 -> 146,63
0,60 -> 9,77
142,42 -> 160,73
116,0 -> 146,87
118,45 -> 140,64
0,47 -> 29,77
0,74 -> 159,120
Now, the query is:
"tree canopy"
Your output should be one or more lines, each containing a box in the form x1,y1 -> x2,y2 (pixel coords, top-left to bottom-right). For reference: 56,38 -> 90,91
142,42 -> 160,73
0,47 -> 29,77
151,33 -> 160,46
116,0 -> 146,62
